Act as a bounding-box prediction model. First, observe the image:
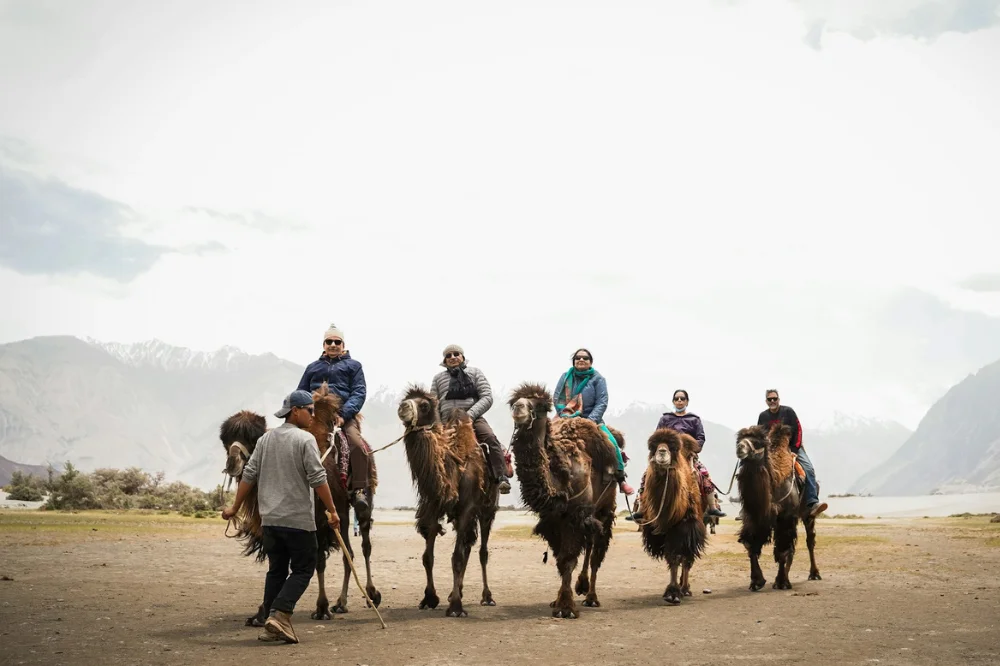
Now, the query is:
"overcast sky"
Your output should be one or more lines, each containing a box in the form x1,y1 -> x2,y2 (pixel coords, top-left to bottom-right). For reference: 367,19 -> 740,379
2,0 -> 999,431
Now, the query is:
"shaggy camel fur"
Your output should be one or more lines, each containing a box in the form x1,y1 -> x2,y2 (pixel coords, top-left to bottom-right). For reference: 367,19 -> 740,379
638,428 -> 707,605
735,423 -> 821,592
508,383 -> 621,619
397,385 -> 499,618
219,383 -> 381,626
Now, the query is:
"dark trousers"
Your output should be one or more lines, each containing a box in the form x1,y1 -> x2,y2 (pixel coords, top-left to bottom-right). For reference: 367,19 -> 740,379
472,417 -> 506,479
262,526 -> 318,615
343,418 -> 368,490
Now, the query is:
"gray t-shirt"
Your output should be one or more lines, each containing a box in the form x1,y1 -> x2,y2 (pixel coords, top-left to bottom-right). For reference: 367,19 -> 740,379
241,422 -> 327,531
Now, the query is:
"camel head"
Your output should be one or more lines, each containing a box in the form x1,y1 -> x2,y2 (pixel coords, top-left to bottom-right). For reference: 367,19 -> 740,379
398,385 -> 440,429
735,425 -> 771,461
311,382 -> 344,434
508,382 -> 553,426
219,410 -> 267,480
647,428 -> 697,470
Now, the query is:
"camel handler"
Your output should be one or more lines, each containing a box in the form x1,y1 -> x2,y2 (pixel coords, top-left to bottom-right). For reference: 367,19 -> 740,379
297,323 -> 372,522
222,390 -> 340,644
431,344 -> 512,494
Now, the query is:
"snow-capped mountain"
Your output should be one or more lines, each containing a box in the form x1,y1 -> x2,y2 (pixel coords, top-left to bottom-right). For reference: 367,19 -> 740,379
85,337 -> 264,372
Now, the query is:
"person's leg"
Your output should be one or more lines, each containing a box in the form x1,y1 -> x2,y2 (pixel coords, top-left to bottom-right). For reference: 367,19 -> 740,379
261,527 -> 291,617
473,417 -> 511,493
342,419 -> 372,520
795,446 -> 826,515
695,458 -> 726,517
599,424 -> 633,495
271,529 -> 318,615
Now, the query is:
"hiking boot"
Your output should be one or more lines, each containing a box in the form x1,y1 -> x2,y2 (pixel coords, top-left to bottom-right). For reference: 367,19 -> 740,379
351,490 -> 371,523
263,610 -> 298,644
707,507 -> 726,517
258,629 -> 283,642
619,480 -> 635,496
497,476 -> 511,494
807,502 -> 828,518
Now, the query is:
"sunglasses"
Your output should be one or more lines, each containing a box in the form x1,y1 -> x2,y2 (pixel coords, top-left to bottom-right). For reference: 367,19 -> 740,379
673,397 -> 688,402
324,339 -> 343,346
294,406 -> 315,415
574,355 -> 591,362
445,352 -> 463,359
766,397 -> 779,403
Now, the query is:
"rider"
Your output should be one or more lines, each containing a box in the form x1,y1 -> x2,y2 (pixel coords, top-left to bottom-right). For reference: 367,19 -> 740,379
553,348 -> 634,495
297,323 -> 371,521
633,389 -> 725,519
757,389 -> 828,518
431,344 -> 511,494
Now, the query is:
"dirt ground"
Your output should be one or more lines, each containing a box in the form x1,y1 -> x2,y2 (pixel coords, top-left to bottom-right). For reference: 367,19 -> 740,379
1,509 -> 998,666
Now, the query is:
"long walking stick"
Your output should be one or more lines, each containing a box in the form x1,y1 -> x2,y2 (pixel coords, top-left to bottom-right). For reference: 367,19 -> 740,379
326,511 -> 387,629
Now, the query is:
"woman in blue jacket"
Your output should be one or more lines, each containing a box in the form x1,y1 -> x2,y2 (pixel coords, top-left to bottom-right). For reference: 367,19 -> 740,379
553,348 -> 634,495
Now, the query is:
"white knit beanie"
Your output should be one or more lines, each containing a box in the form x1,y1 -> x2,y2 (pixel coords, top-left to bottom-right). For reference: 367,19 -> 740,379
324,323 -> 345,343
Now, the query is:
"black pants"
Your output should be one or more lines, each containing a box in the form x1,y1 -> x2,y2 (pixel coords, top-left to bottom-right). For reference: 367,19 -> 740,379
262,526 -> 318,615
472,417 -> 506,479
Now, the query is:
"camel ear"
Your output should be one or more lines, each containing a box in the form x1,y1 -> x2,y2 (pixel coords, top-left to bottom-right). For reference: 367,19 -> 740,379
680,434 -> 699,456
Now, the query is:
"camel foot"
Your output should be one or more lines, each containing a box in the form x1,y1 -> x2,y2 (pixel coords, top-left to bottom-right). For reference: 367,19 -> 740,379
682,587 -> 693,597
332,603 -> 348,614
552,606 -> 578,619
446,601 -> 468,618
583,593 -> 600,607
365,588 -> 382,608
574,576 -> 589,597
311,607 -> 332,620
749,578 -> 767,592
419,590 -> 440,610
480,591 -> 496,606
773,579 -> 792,590
245,614 -> 266,627
549,600 -> 557,608
664,593 -> 681,605
809,571 -> 822,581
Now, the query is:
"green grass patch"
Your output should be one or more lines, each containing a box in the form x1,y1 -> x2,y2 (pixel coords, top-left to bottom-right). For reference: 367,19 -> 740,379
706,550 -> 745,560
0,509 -> 222,534
818,535 -> 889,546
495,525 -> 538,540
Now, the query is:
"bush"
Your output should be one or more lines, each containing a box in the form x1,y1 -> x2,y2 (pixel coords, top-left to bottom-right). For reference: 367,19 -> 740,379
4,471 -> 46,502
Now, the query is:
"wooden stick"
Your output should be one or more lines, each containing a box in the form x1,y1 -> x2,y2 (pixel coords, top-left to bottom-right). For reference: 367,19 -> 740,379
327,511 -> 387,629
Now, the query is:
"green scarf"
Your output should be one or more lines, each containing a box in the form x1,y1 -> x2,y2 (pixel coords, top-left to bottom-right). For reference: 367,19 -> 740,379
556,367 -> 595,416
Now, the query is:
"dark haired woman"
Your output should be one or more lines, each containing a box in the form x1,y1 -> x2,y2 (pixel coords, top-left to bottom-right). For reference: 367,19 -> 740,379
634,390 -> 725,519
553,348 -> 634,495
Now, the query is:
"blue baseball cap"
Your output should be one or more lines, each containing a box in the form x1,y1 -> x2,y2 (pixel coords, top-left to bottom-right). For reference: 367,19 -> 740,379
275,390 -> 314,418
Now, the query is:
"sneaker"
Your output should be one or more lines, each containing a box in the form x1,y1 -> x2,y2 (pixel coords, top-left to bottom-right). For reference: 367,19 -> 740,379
807,502 -> 828,518
497,477 -> 511,494
258,630 -> 283,642
263,610 -> 298,644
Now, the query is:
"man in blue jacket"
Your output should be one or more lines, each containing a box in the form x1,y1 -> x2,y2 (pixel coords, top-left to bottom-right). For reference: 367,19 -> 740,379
297,323 -> 370,520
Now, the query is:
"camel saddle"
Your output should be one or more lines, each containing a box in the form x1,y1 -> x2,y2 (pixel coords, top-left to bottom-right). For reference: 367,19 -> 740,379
794,459 -> 805,481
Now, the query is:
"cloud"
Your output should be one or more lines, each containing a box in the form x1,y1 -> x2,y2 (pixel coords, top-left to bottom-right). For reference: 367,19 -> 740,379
796,0 -> 1000,49
958,273 -> 1000,293
0,166 -> 220,282
181,207 -> 309,233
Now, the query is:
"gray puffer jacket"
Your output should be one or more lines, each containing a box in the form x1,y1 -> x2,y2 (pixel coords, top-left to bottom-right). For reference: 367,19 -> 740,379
431,365 -> 493,421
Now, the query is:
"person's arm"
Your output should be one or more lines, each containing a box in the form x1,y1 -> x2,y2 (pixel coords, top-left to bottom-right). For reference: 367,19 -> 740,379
315,482 -> 340,529
467,368 -> 493,420
587,376 -> 609,422
693,416 -> 706,450
785,407 -> 803,449
296,364 -> 312,392
222,479 -> 253,520
341,363 -> 367,421
552,373 -> 566,406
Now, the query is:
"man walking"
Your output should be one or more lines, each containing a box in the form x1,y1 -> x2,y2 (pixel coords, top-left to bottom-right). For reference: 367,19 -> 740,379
431,344 -> 511,493
756,389 -> 828,517
223,390 -> 340,644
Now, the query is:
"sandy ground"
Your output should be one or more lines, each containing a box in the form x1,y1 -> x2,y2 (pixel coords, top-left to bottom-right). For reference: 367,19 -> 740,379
1,509 -> 999,666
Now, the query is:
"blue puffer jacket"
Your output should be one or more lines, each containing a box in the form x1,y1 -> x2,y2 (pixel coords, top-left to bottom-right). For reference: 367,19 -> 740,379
296,352 -> 367,420
553,370 -> 609,423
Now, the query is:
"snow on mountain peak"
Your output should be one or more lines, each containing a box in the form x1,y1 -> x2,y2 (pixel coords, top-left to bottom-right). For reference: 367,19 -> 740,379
84,337 -> 253,372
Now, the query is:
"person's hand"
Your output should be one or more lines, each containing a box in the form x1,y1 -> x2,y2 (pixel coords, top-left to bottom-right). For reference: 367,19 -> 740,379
326,510 -> 341,531
222,506 -> 236,520
334,415 -> 344,428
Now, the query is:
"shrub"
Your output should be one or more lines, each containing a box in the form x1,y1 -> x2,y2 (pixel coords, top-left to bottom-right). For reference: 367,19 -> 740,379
4,471 -> 46,502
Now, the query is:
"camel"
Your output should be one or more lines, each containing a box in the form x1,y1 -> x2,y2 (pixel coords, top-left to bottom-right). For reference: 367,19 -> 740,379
637,428 -> 707,605
396,385 -> 499,618
219,383 -> 381,626
734,423 -> 821,591
508,383 -> 621,619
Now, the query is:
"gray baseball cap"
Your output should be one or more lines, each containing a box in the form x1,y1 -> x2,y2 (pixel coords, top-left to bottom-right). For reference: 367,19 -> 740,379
275,390 -> 314,418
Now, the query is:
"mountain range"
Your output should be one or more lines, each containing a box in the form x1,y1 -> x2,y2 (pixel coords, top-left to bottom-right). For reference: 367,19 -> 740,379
0,335 -> 932,507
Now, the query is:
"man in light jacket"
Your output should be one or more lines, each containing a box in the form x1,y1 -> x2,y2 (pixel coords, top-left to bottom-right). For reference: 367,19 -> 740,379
431,344 -> 511,494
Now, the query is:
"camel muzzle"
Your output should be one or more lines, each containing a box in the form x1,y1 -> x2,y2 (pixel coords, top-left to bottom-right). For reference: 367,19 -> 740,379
510,399 -> 532,425
736,438 -> 763,460
653,447 -> 671,467
397,399 -> 417,427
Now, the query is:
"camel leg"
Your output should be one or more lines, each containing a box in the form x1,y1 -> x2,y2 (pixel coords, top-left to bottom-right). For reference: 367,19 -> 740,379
246,602 -> 267,627
583,513 -> 613,608
739,520 -> 769,592
419,525 -> 440,610
804,515 -> 822,580
574,541 -> 592,598
552,525 -> 581,619
772,514 -> 798,590
664,556 -> 682,605
360,508 -> 382,608
446,505 -> 477,618
311,547 -> 332,620
680,557 -> 694,597
479,509 -> 497,606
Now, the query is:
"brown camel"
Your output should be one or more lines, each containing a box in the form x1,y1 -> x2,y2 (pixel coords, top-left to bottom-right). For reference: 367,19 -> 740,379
397,385 -> 499,618
735,423 -> 821,591
219,383 -> 381,626
637,428 -> 707,605
508,383 -> 621,618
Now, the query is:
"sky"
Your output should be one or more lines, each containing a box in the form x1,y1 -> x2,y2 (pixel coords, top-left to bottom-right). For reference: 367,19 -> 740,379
2,0 -> 1000,432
